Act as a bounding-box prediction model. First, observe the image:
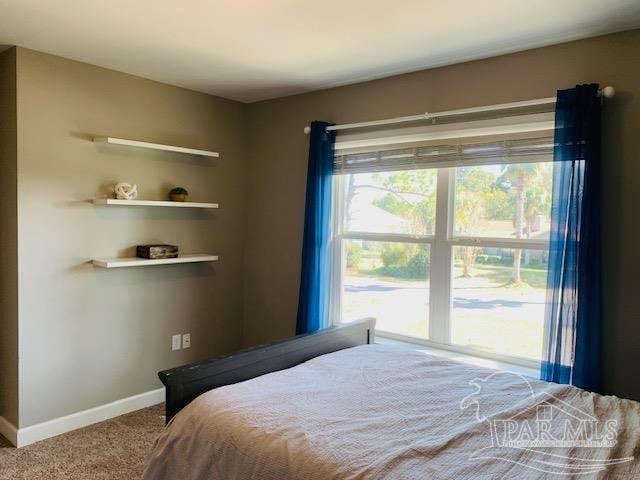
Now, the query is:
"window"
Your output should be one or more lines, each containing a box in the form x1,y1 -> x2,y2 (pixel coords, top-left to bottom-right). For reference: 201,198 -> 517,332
332,139 -> 553,367
343,240 -> 431,338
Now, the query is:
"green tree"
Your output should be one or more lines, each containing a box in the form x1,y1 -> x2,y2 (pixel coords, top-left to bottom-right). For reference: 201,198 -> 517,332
523,166 -> 552,236
455,167 -> 494,277
345,170 -> 436,279
346,242 -> 363,269
371,170 -> 437,235
497,163 -> 548,284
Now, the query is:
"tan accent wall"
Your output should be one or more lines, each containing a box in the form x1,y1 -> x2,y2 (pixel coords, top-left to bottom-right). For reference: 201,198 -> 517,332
244,29 -> 640,401
3,29 -> 639,426
14,48 -> 247,427
0,47 -> 19,426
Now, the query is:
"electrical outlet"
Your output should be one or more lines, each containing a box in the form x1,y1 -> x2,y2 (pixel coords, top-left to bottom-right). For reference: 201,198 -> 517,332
182,333 -> 191,349
172,334 -> 181,351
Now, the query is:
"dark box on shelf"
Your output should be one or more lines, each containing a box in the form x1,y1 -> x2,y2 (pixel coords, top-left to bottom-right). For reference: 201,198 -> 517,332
136,244 -> 179,259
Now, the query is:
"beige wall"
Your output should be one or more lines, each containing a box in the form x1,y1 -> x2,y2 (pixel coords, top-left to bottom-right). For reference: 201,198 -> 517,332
2,29 -> 639,428
14,48 -> 247,427
243,29 -> 640,401
0,47 -> 19,425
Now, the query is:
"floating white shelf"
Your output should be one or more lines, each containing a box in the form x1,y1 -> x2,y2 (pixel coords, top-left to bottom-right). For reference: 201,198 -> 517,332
93,136 -> 219,158
92,254 -> 219,269
93,199 -> 219,209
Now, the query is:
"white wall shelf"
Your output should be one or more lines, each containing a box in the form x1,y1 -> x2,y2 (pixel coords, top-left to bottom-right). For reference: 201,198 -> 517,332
93,136 -> 219,158
93,199 -> 219,209
92,254 -> 219,269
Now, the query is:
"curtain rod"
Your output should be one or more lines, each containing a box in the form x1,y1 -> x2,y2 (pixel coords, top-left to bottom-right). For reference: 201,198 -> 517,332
303,86 -> 615,134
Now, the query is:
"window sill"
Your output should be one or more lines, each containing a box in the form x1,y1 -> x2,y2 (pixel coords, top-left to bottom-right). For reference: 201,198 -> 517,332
375,335 -> 539,379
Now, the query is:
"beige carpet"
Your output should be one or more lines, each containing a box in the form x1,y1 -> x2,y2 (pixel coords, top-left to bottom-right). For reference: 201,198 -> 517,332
0,404 -> 164,480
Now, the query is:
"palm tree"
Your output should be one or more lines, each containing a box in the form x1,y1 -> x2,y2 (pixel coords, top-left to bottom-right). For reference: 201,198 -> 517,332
455,188 -> 485,277
498,164 -> 542,284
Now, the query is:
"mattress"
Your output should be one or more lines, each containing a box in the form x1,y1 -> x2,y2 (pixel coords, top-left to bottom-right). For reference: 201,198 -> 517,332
143,345 -> 640,479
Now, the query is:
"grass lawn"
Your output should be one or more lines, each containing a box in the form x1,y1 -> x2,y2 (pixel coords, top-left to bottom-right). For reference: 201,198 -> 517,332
343,261 -> 548,361
468,263 -> 548,289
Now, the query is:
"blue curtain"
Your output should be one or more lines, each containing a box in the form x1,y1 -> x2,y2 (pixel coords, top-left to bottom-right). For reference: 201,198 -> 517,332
296,121 -> 336,335
541,84 -> 602,392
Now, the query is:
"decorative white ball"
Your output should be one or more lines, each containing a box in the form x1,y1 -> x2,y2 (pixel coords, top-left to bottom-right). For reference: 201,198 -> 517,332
114,182 -> 138,200
602,86 -> 615,99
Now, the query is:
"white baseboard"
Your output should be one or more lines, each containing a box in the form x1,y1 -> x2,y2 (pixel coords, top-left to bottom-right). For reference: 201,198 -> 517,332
0,415 -> 18,446
10,387 -> 164,448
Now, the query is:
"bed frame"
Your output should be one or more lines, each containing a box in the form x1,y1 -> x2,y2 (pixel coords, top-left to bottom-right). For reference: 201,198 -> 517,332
158,318 -> 376,422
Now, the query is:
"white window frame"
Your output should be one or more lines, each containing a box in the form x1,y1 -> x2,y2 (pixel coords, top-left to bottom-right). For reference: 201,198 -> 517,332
330,164 -> 550,369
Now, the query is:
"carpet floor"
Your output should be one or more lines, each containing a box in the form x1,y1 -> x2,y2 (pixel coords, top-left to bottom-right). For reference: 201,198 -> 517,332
0,404 -> 164,480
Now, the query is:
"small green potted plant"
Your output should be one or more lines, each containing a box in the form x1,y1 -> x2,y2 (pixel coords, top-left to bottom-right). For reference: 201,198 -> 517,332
169,187 -> 189,202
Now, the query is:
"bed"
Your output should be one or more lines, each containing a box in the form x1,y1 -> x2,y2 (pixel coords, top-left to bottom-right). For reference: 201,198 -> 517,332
143,319 -> 640,479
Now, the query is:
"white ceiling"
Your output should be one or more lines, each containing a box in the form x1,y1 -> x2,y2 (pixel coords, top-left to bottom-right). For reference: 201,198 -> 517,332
1,0 -> 639,103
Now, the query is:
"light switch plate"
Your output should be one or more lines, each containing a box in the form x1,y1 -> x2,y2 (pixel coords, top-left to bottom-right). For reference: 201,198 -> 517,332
172,334 -> 181,351
182,333 -> 191,349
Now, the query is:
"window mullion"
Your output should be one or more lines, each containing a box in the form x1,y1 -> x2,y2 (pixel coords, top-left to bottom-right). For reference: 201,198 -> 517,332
448,237 -> 548,250
429,168 -> 452,344
330,175 -> 345,325
341,232 -> 434,244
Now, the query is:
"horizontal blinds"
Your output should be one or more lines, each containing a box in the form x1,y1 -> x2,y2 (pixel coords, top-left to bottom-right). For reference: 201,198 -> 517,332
332,112 -> 555,174
334,112 -> 554,152
333,136 -> 554,174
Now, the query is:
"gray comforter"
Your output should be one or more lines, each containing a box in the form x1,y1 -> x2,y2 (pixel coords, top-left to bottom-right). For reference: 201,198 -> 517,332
143,345 -> 640,479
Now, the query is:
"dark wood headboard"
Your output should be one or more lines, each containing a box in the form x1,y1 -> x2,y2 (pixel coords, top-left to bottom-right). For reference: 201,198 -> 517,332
158,318 -> 376,422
